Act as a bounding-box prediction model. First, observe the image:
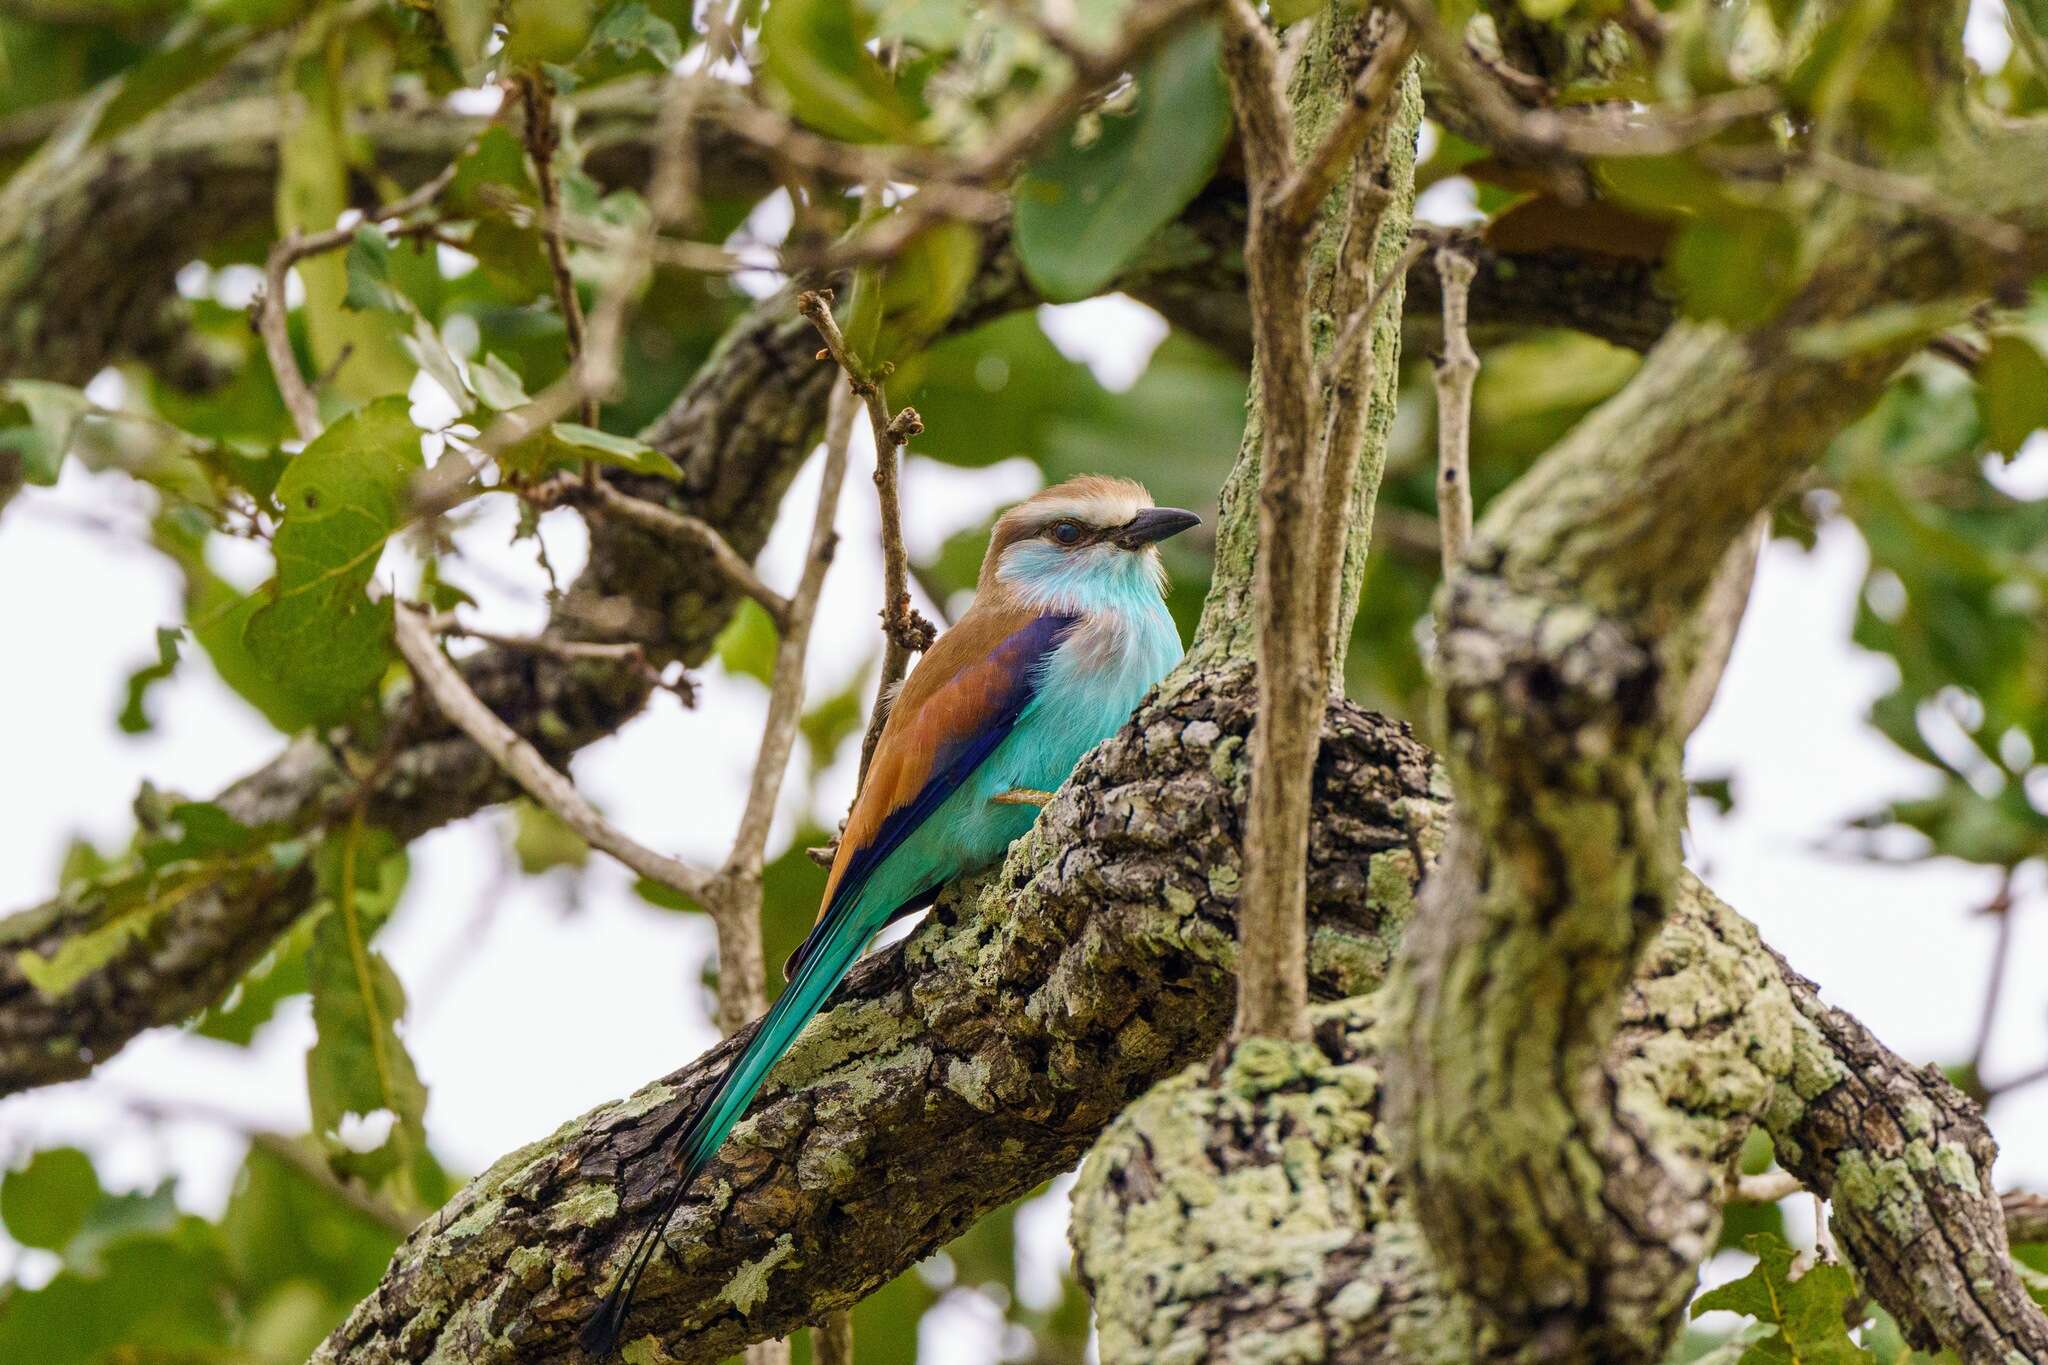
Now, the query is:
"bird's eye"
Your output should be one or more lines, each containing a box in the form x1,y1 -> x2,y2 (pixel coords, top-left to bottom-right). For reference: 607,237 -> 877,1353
1049,520 -> 1084,546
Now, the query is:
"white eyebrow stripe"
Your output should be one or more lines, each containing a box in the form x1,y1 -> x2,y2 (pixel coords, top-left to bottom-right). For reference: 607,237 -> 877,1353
1025,494 -> 1149,527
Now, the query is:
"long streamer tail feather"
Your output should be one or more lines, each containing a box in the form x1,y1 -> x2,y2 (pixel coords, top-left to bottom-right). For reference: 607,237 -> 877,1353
578,912 -> 876,1357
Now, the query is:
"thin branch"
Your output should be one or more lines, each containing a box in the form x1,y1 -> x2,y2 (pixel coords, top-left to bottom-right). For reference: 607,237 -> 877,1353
1970,870 -> 2020,1095
563,479 -> 792,627
2005,1190 -> 2048,1245
1386,0 -> 1776,162
813,1311 -> 855,1365
393,603 -> 715,901
517,74 -> 598,429
1310,168 -> 1406,677
1729,1170 -> 1804,1204
707,383 -> 857,1032
1220,0 -> 1318,1045
1674,512 -> 1766,738
419,609 -> 695,703
1274,13 -> 1415,226
258,162 -> 461,441
1432,246 -> 1477,577
798,290 -> 938,783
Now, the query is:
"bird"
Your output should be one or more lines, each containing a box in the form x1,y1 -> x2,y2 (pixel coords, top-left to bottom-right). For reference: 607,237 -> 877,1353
580,475 -> 1199,1356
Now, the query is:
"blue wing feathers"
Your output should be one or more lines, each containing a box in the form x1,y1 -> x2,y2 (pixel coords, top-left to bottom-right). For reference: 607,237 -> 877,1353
786,613 -> 1075,976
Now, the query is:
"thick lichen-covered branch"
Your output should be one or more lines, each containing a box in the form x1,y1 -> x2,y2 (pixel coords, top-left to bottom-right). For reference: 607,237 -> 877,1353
311,661 -> 2039,1365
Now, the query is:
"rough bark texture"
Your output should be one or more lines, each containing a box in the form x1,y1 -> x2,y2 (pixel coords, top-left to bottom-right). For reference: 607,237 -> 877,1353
311,666 -> 1442,1364
1766,950 -> 2048,1360
1379,95 -> 2048,1361
1073,865 -> 1797,1365
309,667 -> 2044,1364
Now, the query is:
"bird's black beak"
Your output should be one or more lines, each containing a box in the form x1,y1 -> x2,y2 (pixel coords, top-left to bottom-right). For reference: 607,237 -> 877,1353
1115,507 -> 1201,549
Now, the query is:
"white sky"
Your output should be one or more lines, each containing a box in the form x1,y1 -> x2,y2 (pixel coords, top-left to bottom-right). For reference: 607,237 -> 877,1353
1,3 -> 2044,1347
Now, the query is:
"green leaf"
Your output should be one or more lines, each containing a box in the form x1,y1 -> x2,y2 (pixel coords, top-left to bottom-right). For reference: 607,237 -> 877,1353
342,226 -> 404,313
0,379 -> 91,485
305,819 -> 427,1201
0,1215 -> 233,1365
503,0 -> 600,68
1014,21 -> 1232,302
2,1147 -> 102,1251
578,0 -> 684,70
1669,211 -> 1805,327
511,799 -> 589,873
244,397 -> 423,726
90,18 -> 246,146
1693,1233 -> 1876,1363
434,0 -> 493,81
1975,332 -> 2048,458
194,913 -> 318,1045
760,0 -> 923,142
118,626 -> 184,734
715,597 -> 779,684
500,419 -> 684,479
468,352 -> 534,411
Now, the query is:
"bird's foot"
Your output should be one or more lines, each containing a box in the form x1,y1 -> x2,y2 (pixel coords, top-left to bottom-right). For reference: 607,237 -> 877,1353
992,788 -> 1055,808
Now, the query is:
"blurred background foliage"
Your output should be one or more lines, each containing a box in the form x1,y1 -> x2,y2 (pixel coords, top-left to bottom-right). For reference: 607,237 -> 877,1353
2,0 -> 2047,1359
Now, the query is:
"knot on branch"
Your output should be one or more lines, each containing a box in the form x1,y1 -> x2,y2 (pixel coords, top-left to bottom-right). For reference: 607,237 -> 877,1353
884,594 -> 937,652
1434,567 -> 1666,779
883,406 -> 924,446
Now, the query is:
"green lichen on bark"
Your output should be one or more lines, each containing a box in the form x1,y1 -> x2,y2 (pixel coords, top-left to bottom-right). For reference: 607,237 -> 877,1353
1187,20 -> 1421,672
1072,869 -> 1799,1364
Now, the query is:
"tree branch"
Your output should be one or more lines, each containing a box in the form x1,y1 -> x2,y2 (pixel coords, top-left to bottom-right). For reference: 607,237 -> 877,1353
312,666 -> 2043,1364
394,604 -> 715,901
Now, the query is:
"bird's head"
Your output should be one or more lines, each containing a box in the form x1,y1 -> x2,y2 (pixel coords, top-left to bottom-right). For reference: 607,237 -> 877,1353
980,475 -> 1201,612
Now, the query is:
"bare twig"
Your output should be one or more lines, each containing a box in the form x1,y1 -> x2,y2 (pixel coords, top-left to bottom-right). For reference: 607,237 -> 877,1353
419,609 -> 695,702
394,603 -> 716,901
814,1310 -> 855,1365
1387,0 -> 1776,162
798,289 -> 938,783
564,479 -> 792,627
516,74 -> 598,429
258,162 -> 460,441
1729,1169 -> 1805,1204
1220,0 -> 1317,1045
991,788 -> 1055,807
1807,150 -> 2026,258
1432,246 -> 1478,577
1968,871 -> 2020,1093
1274,14 -> 1415,226
707,383 -> 858,1033
1674,512 -> 1766,738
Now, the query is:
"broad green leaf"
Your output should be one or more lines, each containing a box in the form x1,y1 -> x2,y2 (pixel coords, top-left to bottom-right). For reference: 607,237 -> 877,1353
0,378 -> 90,484
503,0 -> 599,68
2,1147 -> 102,1251
468,352 -> 533,411
0,1216 -> 233,1365
575,0 -> 684,75
433,0 -> 493,81
1693,1233 -> 1876,1363
715,597 -> 779,684
1014,21 -> 1232,302
1975,332 -> 2048,457
276,53 -> 415,402
1669,211 -> 1804,327
499,419 -> 684,479
90,18 -> 246,146
445,125 -> 538,219
194,913 -> 319,1045
118,626 -> 184,734
761,0 -> 922,142
244,397 -> 423,726
342,226 -> 404,313
305,819 -> 426,1201
512,799 -> 589,873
